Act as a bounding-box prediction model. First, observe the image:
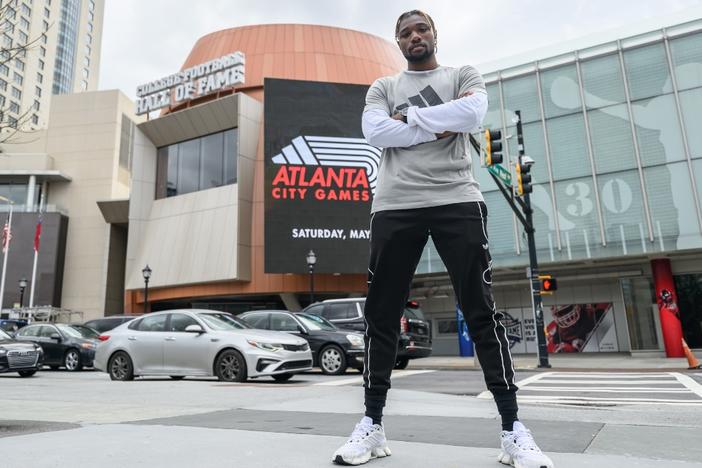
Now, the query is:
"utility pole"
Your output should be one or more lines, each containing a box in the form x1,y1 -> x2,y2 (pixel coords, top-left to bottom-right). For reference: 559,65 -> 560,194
515,111 -> 551,368
469,110 -> 551,368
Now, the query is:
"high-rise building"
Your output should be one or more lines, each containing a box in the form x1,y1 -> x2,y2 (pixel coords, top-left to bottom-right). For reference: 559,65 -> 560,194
0,0 -> 104,131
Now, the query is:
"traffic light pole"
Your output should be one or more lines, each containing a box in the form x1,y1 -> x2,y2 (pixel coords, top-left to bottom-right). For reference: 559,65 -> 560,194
468,111 -> 551,368
516,112 -> 551,369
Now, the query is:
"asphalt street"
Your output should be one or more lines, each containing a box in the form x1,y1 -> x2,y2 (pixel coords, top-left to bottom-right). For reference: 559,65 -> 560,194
2,368 -> 702,467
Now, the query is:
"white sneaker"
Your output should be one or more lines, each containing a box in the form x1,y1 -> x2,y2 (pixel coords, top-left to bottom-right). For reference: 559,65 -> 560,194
332,416 -> 392,465
498,421 -> 554,468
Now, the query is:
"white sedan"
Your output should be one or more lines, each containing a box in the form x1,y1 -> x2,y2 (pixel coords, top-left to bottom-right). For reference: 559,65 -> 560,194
94,309 -> 312,382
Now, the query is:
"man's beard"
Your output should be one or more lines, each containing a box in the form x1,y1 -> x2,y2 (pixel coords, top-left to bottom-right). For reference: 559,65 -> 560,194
403,43 -> 434,63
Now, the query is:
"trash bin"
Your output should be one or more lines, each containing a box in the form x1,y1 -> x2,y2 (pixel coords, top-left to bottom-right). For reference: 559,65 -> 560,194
456,305 -> 474,357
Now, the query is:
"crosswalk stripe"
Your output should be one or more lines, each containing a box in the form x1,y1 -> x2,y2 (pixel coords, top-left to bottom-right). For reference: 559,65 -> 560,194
535,379 -> 685,385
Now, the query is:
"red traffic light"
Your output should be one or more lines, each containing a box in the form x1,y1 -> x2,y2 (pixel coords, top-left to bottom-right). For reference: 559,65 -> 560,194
540,276 -> 558,292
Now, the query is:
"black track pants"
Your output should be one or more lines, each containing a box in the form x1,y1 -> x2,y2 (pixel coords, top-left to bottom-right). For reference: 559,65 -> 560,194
362,201 -> 518,399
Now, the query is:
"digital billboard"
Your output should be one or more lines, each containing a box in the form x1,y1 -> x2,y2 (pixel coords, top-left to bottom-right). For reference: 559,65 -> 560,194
264,78 -> 376,273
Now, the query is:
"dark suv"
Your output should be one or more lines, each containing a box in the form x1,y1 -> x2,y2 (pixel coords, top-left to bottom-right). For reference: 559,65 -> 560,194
302,298 -> 432,369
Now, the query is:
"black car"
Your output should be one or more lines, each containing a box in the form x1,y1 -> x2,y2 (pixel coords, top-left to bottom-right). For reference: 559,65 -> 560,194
302,298 -> 432,369
83,315 -> 137,333
0,319 -> 28,334
14,323 -> 99,371
0,328 -> 43,377
239,310 -> 364,375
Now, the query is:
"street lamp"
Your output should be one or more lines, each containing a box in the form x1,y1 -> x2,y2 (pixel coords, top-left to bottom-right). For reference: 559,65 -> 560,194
306,250 -> 316,305
142,264 -> 152,313
18,277 -> 27,308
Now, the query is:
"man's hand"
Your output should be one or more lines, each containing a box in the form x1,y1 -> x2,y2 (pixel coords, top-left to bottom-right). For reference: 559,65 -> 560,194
391,113 -> 404,121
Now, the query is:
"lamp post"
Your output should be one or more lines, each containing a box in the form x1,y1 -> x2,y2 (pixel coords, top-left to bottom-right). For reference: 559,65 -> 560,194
306,250 -> 316,305
18,277 -> 27,308
142,264 -> 152,314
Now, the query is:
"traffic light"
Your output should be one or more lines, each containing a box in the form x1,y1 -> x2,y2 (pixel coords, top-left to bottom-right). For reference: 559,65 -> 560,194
515,159 -> 532,196
484,129 -> 503,166
539,275 -> 558,294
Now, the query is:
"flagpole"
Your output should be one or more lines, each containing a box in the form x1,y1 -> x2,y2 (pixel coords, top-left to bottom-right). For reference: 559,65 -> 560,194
29,212 -> 42,308
0,201 -> 13,310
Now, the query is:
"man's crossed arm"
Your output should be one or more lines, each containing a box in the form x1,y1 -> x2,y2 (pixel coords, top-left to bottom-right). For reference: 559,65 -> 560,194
362,90 -> 488,149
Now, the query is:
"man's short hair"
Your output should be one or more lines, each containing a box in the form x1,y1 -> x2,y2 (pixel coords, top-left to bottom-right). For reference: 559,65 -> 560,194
394,10 -> 437,41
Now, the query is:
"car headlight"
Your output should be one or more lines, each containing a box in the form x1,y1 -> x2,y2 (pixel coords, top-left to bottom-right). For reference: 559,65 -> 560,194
81,342 -> 95,349
346,334 -> 365,348
34,345 -> 43,353
247,340 -> 282,352
0,348 -> 6,355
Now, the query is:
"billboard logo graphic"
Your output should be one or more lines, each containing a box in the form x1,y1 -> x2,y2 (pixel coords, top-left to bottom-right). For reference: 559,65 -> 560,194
500,311 -> 523,350
271,136 -> 380,195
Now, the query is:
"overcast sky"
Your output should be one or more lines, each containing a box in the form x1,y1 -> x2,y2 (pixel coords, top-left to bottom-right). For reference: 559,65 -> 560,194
99,0 -> 702,100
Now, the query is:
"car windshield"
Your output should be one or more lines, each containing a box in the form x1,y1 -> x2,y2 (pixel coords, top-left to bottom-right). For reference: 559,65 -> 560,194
0,329 -> 11,340
404,307 -> 426,320
56,324 -> 99,339
198,313 -> 250,331
296,313 -> 337,331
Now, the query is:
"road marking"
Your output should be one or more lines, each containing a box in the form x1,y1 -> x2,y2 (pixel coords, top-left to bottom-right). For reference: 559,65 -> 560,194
314,369 -> 436,387
476,371 -> 702,406
671,372 -> 702,398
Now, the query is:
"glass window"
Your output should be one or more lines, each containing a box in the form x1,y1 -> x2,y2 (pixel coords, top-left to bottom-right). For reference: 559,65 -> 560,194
14,58 -> 24,71
580,54 -> 626,108
540,64 -> 581,119
42,19 -> 48,31
18,31 -> 28,44
436,318 -> 458,335
546,113 -> 592,180
554,177 -> 601,260
19,17 -> 30,29
35,85 -> 42,96
6,7 -> 16,19
305,305 -> 324,317
242,313 -> 269,329
33,100 -> 39,110
44,6 -> 49,17
0,64 -> 8,76
17,325 -> 41,337
89,0 -> 95,10
9,101 -> 20,113
11,87 -> 21,99
270,313 -> 299,332
8,117 -> 17,128
679,88 -> 702,159
200,132 -> 224,190
624,42 -> 671,101
2,33 -> 11,48
674,273 -> 702,348
483,190 -> 518,264
38,59 -> 44,70
80,79 -> 88,90
136,314 -> 167,332
168,313 -> 199,332
13,72 -> 23,84
520,120 -> 549,184
669,32 -> 702,91
589,104 -> 636,173
528,182 -> 559,263
632,94 -> 685,166
40,46 -> 45,57
324,303 -> 356,321
156,128 -> 238,199
621,278 -> 659,350
644,162 -> 702,251
31,114 -> 38,125
0,78 -> 6,90
39,325 -> 59,337
597,170 -> 648,256
177,138 -> 199,195
501,74 -> 541,124
20,4 -> 31,15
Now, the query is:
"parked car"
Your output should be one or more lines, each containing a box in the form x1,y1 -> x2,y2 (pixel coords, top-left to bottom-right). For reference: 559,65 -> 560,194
13,323 -> 99,371
94,309 -> 312,382
239,310 -> 364,375
0,328 -> 43,377
0,319 -> 28,334
302,298 -> 432,369
84,315 -> 137,333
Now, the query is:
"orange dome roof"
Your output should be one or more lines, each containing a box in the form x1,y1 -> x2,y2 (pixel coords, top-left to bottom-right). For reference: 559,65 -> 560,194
168,24 -> 405,110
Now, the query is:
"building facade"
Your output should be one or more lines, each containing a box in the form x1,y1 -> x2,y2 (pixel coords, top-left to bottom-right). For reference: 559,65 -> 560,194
416,17 -> 702,356
1,0 -> 104,132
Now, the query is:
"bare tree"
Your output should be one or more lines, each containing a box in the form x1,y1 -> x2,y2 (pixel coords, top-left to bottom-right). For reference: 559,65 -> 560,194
0,0 -> 52,144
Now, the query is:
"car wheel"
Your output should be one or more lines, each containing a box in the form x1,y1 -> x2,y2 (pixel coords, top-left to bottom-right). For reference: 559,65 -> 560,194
64,349 -> 83,372
319,345 -> 347,375
394,357 -> 409,370
215,349 -> 247,382
108,351 -> 134,381
170,376 -> 186,380
272,373 -> 293,382
18,370 -> 36,377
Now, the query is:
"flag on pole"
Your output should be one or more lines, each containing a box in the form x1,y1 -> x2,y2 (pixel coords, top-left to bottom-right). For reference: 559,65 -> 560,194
1,218 -> 11,253
33,214 -> 42,252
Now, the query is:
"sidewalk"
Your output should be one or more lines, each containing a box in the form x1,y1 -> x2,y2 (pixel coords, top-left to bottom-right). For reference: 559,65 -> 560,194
407,353 -> 697,372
